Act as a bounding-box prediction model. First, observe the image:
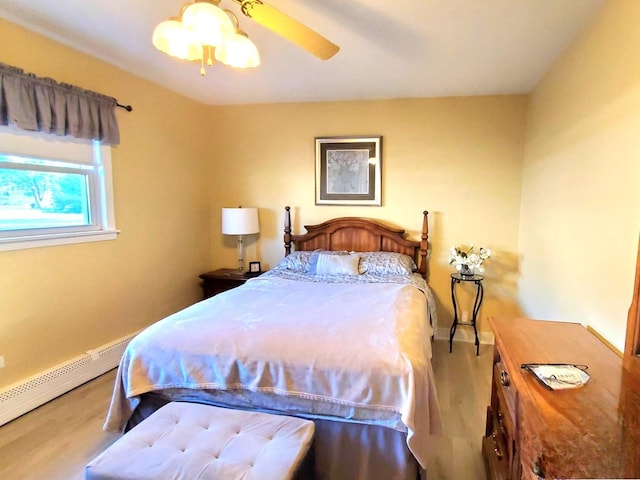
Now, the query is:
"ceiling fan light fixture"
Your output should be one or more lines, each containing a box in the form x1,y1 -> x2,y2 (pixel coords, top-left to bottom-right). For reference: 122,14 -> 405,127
152,0 -> 339,76
172,34 -> 204,61
153,0 -> 258,75
215,30 -> 260,68
152,19 -> 182,54
182,1 -> 234,47
152,18 -> 203,61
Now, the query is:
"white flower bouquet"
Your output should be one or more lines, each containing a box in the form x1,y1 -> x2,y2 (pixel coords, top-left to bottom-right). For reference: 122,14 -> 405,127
448,244 -> 491,274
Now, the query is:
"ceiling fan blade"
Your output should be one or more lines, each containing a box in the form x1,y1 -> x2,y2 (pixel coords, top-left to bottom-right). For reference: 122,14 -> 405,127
239,1 -> 340,60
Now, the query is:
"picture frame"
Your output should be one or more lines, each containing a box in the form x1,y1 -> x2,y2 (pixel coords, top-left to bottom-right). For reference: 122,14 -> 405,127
248,261 -> 261,274
315,136 -> 382,206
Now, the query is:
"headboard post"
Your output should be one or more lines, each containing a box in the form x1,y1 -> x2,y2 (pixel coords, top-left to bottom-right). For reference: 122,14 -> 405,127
284,206 -> 292,256
419,211 -> 429,280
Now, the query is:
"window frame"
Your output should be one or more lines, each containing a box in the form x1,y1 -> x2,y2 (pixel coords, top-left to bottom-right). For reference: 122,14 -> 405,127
0,129 -> 119,251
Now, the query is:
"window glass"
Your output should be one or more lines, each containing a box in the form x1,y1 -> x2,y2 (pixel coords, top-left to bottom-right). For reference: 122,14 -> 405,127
0,160 -> 92,232
0,129 -> 118,250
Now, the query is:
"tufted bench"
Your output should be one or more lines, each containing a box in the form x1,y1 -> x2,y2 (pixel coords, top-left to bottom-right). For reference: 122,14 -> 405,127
86,402 -> 315,480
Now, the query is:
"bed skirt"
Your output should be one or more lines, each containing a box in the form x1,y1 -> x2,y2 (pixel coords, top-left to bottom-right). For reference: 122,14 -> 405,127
127,393 -> 424,480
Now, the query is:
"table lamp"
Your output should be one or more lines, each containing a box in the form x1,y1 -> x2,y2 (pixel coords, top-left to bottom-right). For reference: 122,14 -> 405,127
221,207 -> 259,271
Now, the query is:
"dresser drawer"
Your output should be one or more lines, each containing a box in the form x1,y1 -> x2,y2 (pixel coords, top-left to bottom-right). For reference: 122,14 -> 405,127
482,432 -> 510,480
484,347 -> 520,480
494,361 -> 517,443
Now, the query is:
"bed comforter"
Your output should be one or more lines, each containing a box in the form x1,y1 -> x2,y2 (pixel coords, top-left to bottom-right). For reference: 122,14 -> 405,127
104,271 -> 441,469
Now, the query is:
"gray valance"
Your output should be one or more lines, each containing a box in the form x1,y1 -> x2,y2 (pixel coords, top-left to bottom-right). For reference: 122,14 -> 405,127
0,62 -> 120,145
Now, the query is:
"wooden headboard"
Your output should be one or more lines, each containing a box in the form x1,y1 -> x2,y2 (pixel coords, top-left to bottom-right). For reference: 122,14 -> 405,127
283,206 -> 429,279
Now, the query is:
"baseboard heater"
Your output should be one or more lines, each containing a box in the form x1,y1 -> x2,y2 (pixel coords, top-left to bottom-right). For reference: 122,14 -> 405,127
0,331 -> 138,427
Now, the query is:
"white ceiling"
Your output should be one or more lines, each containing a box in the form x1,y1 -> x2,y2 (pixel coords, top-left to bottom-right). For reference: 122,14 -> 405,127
0,0 -> 605,106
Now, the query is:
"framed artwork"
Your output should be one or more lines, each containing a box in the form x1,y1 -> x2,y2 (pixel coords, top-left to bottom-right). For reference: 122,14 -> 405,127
315,136 -> 382,206
248,261 -> 261,274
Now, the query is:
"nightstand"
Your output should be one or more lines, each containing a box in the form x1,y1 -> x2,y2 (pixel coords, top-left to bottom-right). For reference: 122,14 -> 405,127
199,268 -> 258,299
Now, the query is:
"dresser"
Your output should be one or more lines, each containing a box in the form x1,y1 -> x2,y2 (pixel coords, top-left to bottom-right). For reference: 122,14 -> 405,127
483,316 -> 640,480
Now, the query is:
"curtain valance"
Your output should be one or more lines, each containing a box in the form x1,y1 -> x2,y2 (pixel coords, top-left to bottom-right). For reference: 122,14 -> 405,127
0,62 -> 120,145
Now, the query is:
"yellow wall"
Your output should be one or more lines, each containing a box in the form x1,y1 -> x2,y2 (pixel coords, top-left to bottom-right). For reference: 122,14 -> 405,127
519,0 -> 640,351
0,16 -> 529,390
0,19 -> 213,387
207,97 -> 527,338
2,0 -> 637,400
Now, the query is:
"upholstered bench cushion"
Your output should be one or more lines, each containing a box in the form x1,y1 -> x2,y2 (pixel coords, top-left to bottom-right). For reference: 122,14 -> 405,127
86,402 -> 315,480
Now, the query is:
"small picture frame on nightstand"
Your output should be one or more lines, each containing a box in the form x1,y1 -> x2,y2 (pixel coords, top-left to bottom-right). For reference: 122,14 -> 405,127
248,261 -> 261,274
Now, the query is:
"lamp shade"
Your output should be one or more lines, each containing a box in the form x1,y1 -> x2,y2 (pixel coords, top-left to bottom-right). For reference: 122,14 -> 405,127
222,207 -> 259,235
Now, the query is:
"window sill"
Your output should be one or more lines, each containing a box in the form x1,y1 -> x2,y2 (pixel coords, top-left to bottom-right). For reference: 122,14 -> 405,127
0,229 -> 121,252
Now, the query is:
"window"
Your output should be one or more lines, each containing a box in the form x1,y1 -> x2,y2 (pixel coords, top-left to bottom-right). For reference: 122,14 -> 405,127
0,129 -> 118,251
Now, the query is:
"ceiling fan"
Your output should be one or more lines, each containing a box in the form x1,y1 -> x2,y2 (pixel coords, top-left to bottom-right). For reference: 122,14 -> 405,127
152,0 -> 340,74
232,0 -> 340,61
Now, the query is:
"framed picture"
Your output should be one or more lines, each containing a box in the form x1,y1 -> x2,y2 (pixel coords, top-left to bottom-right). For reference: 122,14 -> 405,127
248,261 -> 261,274
315,136 -> 382,206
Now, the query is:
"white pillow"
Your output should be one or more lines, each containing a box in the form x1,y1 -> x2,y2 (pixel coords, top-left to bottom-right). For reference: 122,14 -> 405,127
314,252 -> 361,275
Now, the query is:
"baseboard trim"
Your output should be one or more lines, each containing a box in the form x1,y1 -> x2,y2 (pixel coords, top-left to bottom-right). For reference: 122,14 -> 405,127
435,327 -> 495,345
586,325 -> 623,358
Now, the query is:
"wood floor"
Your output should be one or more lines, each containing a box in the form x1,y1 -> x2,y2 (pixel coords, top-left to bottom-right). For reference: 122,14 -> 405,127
0,339 -> 493,480
425,340 -> 493,480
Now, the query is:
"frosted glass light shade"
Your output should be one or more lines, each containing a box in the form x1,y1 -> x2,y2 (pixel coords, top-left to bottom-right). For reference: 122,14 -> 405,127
152,2 -> 261,76
215,32 -> 260,68
182,1 -> 234,47
152,19 -> 202,61
152,19 -> 183,54
222,207 -> 259,235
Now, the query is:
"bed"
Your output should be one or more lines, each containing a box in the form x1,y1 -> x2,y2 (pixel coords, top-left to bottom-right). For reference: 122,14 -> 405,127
104,207 -> 441,480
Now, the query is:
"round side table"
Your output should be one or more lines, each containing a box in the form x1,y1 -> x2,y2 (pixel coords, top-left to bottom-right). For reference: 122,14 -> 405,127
449,272 -> 484,356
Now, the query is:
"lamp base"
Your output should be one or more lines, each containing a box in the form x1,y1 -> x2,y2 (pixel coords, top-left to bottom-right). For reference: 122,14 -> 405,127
236,236 -> 244,272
